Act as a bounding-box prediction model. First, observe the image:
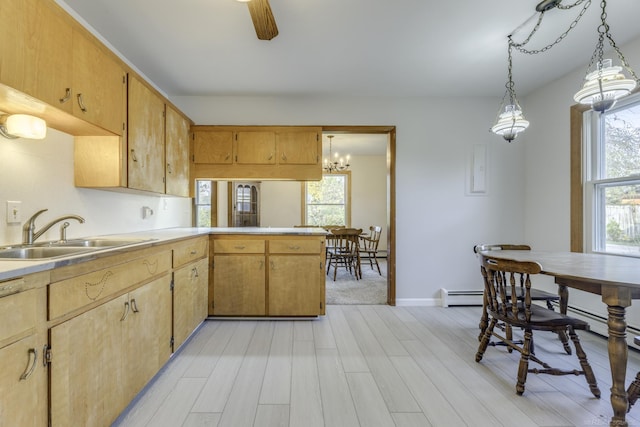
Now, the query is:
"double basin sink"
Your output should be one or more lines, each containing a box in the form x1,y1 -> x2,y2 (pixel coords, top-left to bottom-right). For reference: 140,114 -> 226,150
0,238 -> 154,260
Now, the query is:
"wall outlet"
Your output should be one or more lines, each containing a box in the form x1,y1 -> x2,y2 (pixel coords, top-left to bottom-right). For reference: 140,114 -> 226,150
6,201 -> 22,224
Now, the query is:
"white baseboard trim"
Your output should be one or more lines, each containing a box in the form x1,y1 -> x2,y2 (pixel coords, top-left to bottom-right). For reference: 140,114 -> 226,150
440,288 -> 484,307
395,298 -> 440,307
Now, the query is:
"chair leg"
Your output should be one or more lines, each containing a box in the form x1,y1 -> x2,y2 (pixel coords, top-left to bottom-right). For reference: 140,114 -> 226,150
568,327 -> 601,398
476,318 -> 497,362
478,293 -> 489,342
557,327 -> 572,355
516,329 -> 533,395
627,372 -> 640,411
373,256 -> 381,275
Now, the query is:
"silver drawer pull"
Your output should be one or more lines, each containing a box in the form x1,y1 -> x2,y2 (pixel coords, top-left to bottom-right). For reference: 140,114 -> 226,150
190,250 -> 197,255
288,245 -> 301,250
234,245 -> 246,250
19,348 -> 37,381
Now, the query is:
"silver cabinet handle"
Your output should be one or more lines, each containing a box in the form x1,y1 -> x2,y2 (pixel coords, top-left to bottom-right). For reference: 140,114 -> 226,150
282,152 -> 287,161
59,88 -> 71,104
234,245 -> 246,250
130,149 -> 138,162
225,153 -> 230,160
191,267 -> 199,279
167,163 -> 173,174
77,93 -> 88,112
120,301 -> 130,321
19,348 -> 37,381
190,250 -> 197,255
131,298 -> 139,313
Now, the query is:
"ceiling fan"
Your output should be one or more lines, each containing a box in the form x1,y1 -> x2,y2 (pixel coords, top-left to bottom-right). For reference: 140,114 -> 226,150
240,0 -> 279,40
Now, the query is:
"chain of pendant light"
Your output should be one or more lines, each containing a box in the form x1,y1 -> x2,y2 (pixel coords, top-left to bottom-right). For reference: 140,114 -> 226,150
584,0 -> 640,85
510,0 -> 591,55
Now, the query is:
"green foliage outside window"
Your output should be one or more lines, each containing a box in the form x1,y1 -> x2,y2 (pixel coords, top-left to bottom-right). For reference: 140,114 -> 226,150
305,174 -> 347,226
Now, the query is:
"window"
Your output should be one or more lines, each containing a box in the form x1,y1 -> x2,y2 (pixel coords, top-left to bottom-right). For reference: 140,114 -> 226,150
584,95 -> 640,256
194,180 -> 212,227
304,173 -> 351,226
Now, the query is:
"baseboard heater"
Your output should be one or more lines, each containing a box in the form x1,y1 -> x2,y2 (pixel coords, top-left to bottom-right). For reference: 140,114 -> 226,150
440,288 -> 484,307
556,303 -> 640,350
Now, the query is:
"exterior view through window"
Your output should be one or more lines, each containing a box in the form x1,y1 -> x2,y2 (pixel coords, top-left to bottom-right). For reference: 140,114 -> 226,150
305,173 -> 349,226
195,180 -> 212,227
586,95 -> 640,255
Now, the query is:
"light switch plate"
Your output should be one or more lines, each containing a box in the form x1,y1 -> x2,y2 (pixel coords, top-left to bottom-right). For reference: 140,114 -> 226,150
6,201 -> 22,224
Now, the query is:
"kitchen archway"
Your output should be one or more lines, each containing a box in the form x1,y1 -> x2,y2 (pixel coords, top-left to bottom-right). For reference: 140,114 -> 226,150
321,126 -> 396,306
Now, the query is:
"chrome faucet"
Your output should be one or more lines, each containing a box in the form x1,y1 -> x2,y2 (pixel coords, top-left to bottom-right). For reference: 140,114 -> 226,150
22,209 -> 85,245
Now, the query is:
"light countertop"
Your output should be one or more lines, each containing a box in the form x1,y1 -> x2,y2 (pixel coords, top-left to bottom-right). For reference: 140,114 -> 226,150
0,227 -> 327,282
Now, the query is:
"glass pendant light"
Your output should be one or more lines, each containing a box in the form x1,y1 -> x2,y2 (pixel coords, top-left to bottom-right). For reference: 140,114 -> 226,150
573,0 -> 638,113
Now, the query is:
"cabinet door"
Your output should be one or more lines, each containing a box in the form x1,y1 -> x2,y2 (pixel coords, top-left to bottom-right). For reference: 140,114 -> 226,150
128,76 -> 166,193
268,255 -> 323,316
277,129 -> 320,165
50,294 -> 127,427
72,30 -> 126,135
194,130 -> 233,164
165,105 -> 190,197
235,131 -> 276,164
0,0 -> 72,111
125,276 -> 172,397
0,335 -> 47,427
212,255 -> 265,315
174,258 -> 209,349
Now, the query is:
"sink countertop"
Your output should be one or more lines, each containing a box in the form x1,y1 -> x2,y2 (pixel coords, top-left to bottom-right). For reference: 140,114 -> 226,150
0,227 -> 327,282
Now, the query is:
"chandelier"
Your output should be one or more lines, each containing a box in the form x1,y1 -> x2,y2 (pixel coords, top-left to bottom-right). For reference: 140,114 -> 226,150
491,0 -> 639,142
323,135 -> 350,173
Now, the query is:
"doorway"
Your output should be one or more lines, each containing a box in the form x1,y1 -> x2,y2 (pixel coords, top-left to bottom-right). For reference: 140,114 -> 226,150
321,126 -> 396,306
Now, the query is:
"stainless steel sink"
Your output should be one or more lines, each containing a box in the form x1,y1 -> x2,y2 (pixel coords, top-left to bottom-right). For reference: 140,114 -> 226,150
0,237 -> 155,259
0,246 -> 97,259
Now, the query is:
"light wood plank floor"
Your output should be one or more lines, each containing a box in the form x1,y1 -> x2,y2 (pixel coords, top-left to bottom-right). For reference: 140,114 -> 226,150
112,305 -> 640,427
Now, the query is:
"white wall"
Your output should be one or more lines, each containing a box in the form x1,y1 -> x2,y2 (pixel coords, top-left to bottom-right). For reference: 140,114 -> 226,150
172,95 -> 526,305
522,37 -> 640,324
0,128 -> 191,245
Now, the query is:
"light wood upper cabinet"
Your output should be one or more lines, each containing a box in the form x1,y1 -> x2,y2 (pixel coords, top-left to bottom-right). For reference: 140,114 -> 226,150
235,131 -> 276,164
72,30 -> 126,135
128,76 -> 166,193
0,0 -> 73,112
165,106 -> 191,197
277,129 -> 320,165
194,130 -> 233,164
192,126 -> 322,180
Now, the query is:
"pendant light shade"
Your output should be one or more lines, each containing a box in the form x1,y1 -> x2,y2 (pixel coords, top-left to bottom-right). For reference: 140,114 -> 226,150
574,59 -> 637,113
491,104 -> 530,143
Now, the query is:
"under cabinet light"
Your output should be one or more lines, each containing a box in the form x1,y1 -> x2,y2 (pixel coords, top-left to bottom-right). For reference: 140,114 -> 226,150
0,114 -> 47,140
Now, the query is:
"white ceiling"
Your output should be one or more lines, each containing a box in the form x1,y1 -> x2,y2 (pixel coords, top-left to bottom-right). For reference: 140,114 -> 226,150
54,0 -> 640,155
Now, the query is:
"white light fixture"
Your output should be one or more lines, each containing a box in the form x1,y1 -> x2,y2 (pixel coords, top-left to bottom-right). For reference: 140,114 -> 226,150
491,43 -> 529,143
573,0 -> 638,113
492,104 -> 530,143
0,114 -> 47,140
323,135 -> 350,173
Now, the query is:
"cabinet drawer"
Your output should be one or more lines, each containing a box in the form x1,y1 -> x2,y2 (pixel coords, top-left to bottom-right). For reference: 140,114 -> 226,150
213,239 -> 265,254
269,239 -> 323,254
0,288 -> 38,343
173,237 -> 208,268
49,250 -> 172,319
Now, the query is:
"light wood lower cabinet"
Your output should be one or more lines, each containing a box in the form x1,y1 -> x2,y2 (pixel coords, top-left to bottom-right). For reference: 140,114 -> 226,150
0,282 -> 48,427
173,257 -> 209,349
50,276 -> 172,427
209,234 -> 325,316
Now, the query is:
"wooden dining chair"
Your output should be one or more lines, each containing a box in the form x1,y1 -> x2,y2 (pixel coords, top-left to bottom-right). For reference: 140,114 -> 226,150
474,244 -> 572,355
326,228 -> 362,281
626,336 -> 640,411
475,254 -> 600,398
359,225 -> 382,275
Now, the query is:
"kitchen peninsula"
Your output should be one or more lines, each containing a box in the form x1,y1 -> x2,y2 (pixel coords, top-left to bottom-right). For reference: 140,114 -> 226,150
0,226 -> 326,427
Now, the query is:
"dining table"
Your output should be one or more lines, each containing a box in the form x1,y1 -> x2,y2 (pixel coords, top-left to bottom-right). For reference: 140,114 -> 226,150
477,249 -> 640,427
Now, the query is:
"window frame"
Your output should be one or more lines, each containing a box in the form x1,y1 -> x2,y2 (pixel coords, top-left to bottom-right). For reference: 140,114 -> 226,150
574,93 -> 640,256
301,171 -> 352,227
